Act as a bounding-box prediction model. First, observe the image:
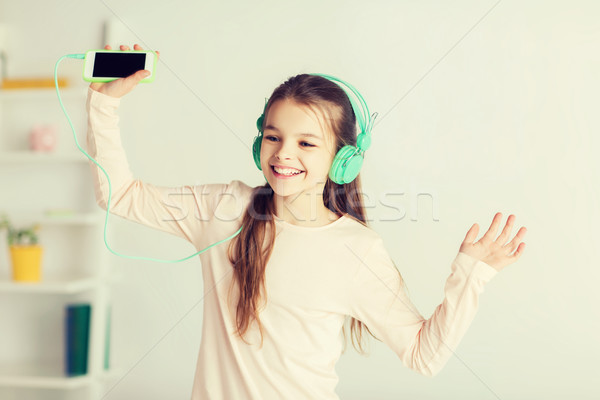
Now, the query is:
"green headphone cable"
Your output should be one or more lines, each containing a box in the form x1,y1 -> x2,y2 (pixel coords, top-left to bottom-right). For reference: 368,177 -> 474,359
54,54 -> 242,263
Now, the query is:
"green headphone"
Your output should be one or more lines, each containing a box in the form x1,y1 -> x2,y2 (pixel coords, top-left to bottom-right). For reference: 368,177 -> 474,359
252,73 -> 377,185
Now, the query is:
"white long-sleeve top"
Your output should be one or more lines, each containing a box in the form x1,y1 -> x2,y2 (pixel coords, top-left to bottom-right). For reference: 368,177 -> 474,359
86,87 -> 498,399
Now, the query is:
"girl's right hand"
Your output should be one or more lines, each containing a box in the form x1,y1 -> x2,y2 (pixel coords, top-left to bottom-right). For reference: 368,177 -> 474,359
89,44 -> 160,98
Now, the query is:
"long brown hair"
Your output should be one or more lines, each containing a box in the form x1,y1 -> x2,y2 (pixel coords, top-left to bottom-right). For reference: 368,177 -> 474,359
228,74 -> 376,352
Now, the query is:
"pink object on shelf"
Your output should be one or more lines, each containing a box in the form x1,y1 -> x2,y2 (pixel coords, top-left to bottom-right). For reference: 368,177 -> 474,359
29,124 -> 58,152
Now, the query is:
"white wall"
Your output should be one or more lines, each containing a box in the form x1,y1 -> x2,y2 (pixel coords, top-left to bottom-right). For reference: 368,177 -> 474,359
1,0 -> 599,399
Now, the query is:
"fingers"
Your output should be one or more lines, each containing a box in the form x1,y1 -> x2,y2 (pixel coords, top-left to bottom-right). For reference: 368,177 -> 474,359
106,44 -> 159,59
105,44 -> 143,51
505,226 -> 527,254
496,214 -> 515,245
132,44 -> 160,59
481,212 -> 503,243
513,242 -> 526,258
477,212 -> 527,246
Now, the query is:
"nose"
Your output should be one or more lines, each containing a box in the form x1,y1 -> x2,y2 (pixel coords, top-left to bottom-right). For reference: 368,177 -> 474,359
274,139 -> 295,160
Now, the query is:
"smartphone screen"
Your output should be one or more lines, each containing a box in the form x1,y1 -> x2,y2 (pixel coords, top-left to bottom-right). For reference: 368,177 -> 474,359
93,52 -> 147,78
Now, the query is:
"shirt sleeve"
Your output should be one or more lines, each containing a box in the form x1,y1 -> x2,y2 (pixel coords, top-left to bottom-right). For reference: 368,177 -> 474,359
85,87 -> 246,244
349,239 -> 497,377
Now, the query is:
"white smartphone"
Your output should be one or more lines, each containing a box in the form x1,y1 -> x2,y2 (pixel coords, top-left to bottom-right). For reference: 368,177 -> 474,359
83,50 -> 157,83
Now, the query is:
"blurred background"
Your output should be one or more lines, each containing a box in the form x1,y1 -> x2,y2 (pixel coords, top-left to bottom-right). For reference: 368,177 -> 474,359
0,0 -> 598,399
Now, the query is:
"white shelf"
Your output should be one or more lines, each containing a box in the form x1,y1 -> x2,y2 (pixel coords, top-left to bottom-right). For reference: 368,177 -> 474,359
0,70 -> 110,399
0,277 -> 102,294
0,363 -> 120,389
0,86 -> 87,101
0,151 -> 88,164
39,212 -> 104,226
6,211 -> 104,227
0,373 -> 91,390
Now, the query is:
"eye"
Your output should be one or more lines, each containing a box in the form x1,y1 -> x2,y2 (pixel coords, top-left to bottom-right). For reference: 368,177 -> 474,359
264,135 -> 314,147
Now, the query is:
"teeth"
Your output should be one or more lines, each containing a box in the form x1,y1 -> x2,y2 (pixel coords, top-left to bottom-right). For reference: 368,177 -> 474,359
274,166 -> 302,176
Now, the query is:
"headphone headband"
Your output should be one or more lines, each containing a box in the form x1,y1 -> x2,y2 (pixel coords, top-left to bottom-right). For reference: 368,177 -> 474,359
311,73 -> 371,139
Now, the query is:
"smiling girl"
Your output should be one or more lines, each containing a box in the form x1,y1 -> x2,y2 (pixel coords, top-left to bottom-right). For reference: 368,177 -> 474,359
87,44 -> 527,399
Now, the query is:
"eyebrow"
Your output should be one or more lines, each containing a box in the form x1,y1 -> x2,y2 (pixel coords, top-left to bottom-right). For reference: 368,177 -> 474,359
263,125 -> 323,140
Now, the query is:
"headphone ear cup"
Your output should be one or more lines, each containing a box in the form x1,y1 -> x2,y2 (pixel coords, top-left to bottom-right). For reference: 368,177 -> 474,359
253,112 -> 266,170
256,114 -> 265,132
342,153 -> 363,183
329,145 -> 363,184
252,134 -> 262,170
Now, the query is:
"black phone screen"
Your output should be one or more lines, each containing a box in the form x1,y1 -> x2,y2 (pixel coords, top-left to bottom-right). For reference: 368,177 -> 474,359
93,52 -> 147,78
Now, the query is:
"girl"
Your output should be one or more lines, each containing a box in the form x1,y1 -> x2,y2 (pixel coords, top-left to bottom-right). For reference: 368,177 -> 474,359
87,44 -> 527,399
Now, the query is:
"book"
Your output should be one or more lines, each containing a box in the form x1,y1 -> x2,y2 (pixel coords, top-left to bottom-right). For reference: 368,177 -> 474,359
65,303 -> 91,376
104,303 -> 111,370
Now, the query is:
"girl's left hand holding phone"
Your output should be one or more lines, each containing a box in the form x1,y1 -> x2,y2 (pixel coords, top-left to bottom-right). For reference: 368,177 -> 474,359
89,44 -> 160,98
459,213 -> 527,272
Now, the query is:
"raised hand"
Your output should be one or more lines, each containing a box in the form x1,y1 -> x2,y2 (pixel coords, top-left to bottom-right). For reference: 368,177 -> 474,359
89,44 -> 160,98
459,213 -> 527,272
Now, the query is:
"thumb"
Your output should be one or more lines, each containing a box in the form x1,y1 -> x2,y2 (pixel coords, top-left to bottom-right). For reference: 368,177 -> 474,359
463,223 -> 479,244
125,69 -> 150,87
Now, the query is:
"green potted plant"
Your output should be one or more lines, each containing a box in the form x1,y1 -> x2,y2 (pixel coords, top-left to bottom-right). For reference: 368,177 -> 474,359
0,214 -> 43,282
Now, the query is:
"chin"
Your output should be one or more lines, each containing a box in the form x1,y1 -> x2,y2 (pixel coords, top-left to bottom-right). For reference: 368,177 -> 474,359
267,180 -> 301,198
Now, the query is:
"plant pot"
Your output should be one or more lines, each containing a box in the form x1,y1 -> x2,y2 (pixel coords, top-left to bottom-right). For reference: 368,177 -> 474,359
9,245 -> 43,282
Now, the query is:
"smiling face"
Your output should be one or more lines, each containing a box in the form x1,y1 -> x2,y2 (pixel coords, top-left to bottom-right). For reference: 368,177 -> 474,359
260,99 -> 337,203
